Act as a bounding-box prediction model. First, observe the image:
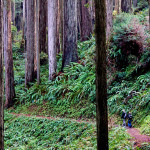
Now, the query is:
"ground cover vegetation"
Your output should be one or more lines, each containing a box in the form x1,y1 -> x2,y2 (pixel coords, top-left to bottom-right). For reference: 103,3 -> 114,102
4,2 -> 150,150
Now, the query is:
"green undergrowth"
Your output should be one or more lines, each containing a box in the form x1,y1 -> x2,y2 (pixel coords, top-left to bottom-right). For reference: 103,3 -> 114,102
4,112 -> 133,150
11,11 -> 150,126
139,115 -> 150,136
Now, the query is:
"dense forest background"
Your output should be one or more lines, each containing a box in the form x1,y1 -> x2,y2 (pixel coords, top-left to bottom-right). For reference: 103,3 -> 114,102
0,0 -> 150,149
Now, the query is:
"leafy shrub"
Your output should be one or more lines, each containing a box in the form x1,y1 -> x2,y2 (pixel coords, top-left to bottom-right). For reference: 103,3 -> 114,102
109,13 -> 147,69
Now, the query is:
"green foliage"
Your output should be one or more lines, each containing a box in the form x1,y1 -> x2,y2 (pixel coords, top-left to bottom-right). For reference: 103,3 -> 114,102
140,115 -> 150,136
109,12 -> 148,69
108,71 -> 150,125
5,112 -> 133,149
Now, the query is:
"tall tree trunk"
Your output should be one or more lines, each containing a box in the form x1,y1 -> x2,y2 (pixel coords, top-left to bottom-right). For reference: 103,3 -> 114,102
48,0 -> 57,80
148,0 -> 150,30
133,0 -> 137,7
121,0 -> 130,12
106,0 -> 113,39
11,0 -> 15,25
36,0 -> 40,84
60,0 -> 64,52
0,0 -> 4,149
77,0 -> 81,40
34,0 -> 37,77
94,0 -> 108,149
39,0 -> 47,53
4,0 -> 16,108
80,0 -> 92,41
89,0 -> 95,32
62,0 -> 78,70
56,0 -> 60,53
25,0 -> 35,86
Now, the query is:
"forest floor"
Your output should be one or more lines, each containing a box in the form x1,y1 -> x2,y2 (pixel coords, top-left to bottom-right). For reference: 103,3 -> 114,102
11,112 -> 150,149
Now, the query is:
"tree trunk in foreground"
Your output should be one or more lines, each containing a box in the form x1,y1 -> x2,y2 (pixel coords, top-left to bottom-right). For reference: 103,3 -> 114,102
94,0 -> 109,149
0,0 -> 4,149
4,0 -> 16,108
62,0 -> 78,70
26,0 -> 35,86
149,0 -> 150,29
48,0 -> 57,80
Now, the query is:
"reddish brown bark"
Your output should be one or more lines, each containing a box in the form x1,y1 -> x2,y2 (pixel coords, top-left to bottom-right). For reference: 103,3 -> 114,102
81,0 -> 92,41
4,0 -> 16,108
0,0 -> 4,149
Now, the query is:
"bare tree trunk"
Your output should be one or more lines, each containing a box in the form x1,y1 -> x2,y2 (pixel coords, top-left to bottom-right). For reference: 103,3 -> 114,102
62,0 -> 78,70
94,0 -> 108,149
77,0 -> 81,40
4,0 -> 16,108
148,0 -> 150,30
11,0 -> 15,25
106,0 -> 113,39
80,0 -> 92,41
121,0 -> 130,12
60,0 -> 64,52
133,0 -> 137,7
0,0 -> 4,149
56,0 -> 60,53
34,0 -> 37,77
36,0 -> 40,84
39,0 -> 47,53
26,0 -> 35,86
89,0 -> 95,32
48,0 -> 57,80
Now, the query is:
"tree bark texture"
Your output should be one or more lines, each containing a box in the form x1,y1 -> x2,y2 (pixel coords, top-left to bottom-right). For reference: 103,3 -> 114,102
11,0 -> 15,25
80,0 -> 92,41
106,0 -> 113,39
0,0 -> 4,149
148,0 -> 150,30
4,0 -> 16,108
36,0 -> 40,84
121,0 -> 130,12
48,0 -> 57,80
39,0 -> 47,53
94,0 -> 108,149
26,0 -> 35,86
62,0 -> 78,69
133,0 -> 137,7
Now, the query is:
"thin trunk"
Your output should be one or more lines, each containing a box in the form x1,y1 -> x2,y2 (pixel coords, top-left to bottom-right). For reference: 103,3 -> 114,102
81,0 -> 92,41
4,0 -> 16,108
95,0 -> 108,149
148,0 -> 150,30
36,0 -> 40,84
34,0 -> 37,76
133,0 -> 137,7
39,0 -> 47,53
11,0 -> 15,25
60,0 -> 64,52
0,0 -> 4,149
106,0 -> 113,39
62,0 -> 78,69
77,0 -> 81,40
48,0 -> 57,80
56,0 -> 60,53
26,0 -> 35,86
121,0 -> 130,12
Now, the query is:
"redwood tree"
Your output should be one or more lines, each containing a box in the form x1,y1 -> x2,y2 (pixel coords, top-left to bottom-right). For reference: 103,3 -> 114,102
62,0 -> 78,69
0,0 -> 4,149
25,0 -> 35,86
39,0 -> 47,53
4,0 -> 16,108
80,0 -> 92,41
48,0 -> 57,80
95,0 -> 108,149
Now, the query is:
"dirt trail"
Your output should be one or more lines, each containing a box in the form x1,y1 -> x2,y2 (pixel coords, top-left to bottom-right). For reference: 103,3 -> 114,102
127,128 -> 150,147
11,113 -> 150,147
11,113 -> 96,125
